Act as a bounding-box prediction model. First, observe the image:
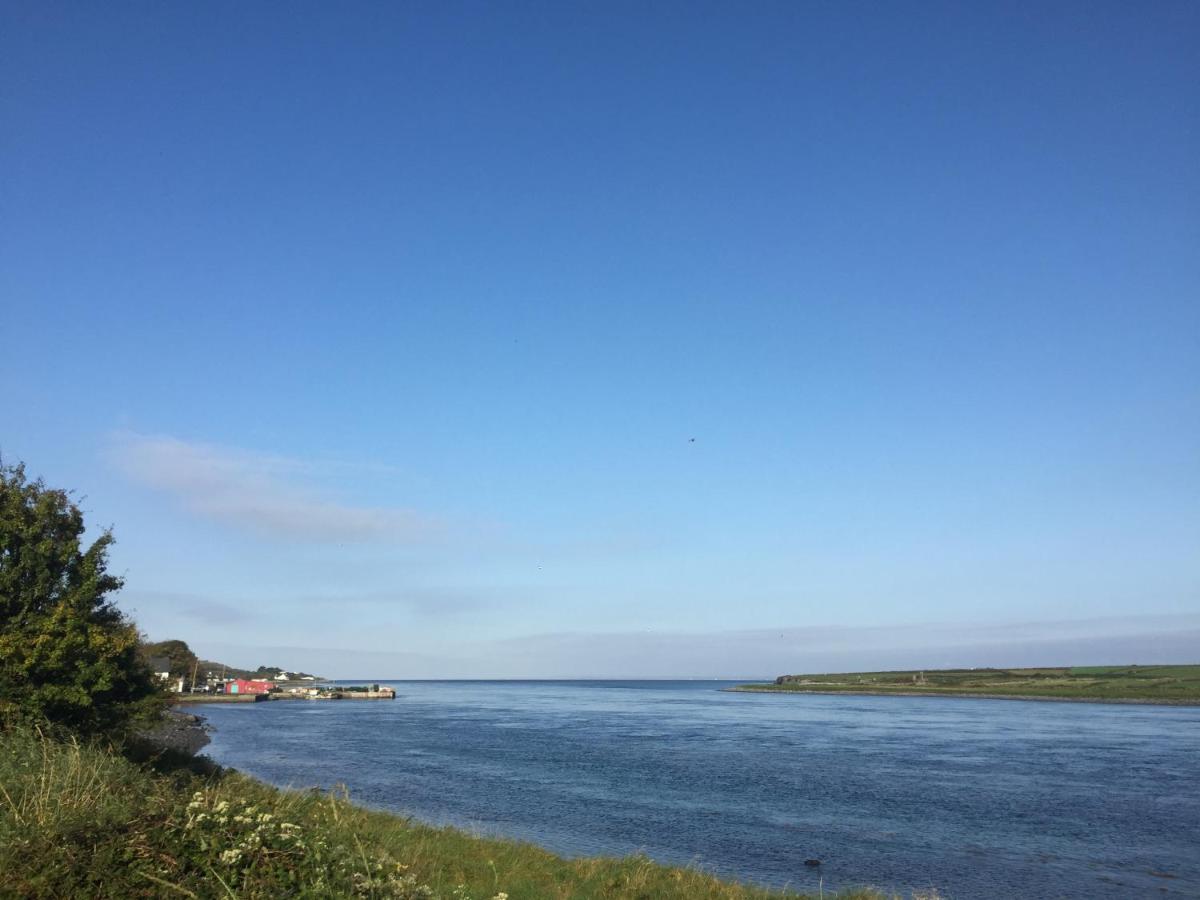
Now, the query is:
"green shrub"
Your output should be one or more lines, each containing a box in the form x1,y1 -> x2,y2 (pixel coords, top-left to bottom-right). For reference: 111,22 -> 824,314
0,462 -> 163,737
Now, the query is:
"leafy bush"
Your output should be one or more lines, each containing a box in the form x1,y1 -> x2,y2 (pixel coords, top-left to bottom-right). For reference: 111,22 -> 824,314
0,462 -> 162,736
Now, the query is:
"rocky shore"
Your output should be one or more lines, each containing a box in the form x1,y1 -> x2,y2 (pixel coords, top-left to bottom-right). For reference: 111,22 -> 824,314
139,708 -> 212,755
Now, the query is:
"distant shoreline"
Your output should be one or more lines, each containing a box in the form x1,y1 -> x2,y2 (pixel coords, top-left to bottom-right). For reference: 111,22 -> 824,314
723,686 -> 1200,706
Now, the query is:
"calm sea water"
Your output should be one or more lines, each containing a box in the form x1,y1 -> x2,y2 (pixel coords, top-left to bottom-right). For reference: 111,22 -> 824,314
197,681 -> 1200,899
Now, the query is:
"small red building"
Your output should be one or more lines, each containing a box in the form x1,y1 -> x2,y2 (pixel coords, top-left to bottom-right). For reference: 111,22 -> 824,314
224,679 -> 273,695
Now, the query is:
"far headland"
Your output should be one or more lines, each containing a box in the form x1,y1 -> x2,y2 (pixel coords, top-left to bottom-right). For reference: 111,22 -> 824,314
728,664 -> 1200,705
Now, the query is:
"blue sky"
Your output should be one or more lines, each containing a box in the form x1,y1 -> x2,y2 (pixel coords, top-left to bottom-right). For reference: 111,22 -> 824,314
2,2 -> 1197,676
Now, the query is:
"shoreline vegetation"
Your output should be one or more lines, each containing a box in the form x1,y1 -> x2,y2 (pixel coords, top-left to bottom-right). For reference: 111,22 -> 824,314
730,665 -> 1200,705
1,722 -> 904,900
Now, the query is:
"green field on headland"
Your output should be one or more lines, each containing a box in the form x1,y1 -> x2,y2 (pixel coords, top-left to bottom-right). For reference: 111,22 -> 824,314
732,664 -> 1200,704
0,724 -> 901,900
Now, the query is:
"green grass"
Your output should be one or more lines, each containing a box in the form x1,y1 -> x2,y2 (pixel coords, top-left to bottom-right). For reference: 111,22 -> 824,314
0,724 -> 903,900
732,664 -> 1200,703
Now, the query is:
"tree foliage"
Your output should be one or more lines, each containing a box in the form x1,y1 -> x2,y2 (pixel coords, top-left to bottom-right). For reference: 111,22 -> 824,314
142,638 -> 199,681
0,461 -> 162,735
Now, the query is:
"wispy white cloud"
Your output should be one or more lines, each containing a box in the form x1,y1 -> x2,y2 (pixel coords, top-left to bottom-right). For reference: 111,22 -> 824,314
119,589 -> 261,627
109,432 -> 440,542
276,587 -> 498,617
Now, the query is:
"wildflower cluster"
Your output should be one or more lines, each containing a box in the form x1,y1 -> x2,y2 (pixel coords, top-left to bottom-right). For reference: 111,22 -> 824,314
183,791 -> 307,870
180,788 -> 446,898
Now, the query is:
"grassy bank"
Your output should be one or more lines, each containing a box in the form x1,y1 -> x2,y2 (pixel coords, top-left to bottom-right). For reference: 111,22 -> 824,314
732,664 -> 1200,703
0,725 -> 894,900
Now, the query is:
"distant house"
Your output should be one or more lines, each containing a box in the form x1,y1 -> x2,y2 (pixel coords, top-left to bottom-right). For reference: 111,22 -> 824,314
148,657 -> 172,682
224,679 -> 273,695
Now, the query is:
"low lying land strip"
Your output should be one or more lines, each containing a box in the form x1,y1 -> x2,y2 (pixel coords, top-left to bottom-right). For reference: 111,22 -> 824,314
173,693 -> 266,703
1,723 -> 895,900
730,664 -> 1200,704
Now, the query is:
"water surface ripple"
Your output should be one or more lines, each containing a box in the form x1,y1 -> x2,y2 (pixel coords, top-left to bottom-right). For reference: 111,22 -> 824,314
198,680 -> 1200,899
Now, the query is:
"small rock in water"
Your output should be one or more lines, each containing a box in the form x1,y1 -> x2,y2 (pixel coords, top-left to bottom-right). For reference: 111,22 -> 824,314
804,859 -> 821,867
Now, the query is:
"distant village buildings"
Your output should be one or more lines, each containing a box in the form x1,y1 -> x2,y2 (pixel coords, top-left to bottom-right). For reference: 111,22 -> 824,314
148,657 -> 186,693
163,666 -> 394,701
223,679 -> 273,695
